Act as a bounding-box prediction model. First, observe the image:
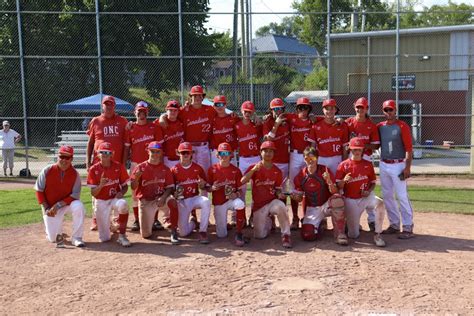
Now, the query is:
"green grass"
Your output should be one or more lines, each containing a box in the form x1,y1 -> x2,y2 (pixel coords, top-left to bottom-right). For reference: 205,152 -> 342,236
0,186 -> 472,228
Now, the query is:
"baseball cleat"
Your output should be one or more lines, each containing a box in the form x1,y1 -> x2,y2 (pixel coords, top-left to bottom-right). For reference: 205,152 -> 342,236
152,220 -> 164,231
234,233 -> 245,247
170,229 -> 180,245
72,238 -> 85,248
190,216 -> 200,231
319,218 -> 328,231
382,226 -> 400,234
131,220 -> 140,232
290,217 -> 300,231
282,234 -> 293,248
335,234 -> 349,246
90,218 -> 98,231
55,234 -> 65,248
368,222 -> 376,232
117,234 -> 131,247
374,234 -> 386,247
199,232 -> 210,244
398,231 -> 414,239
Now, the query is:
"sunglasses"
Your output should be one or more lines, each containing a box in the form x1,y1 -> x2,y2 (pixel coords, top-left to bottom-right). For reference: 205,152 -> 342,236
304,155 -> 317,162
99,150 -> 113,155
383,108 -> 394,113
58,155 -> 72,160
214,102 -> 226,107
272,107 -> 285,111
149,150 -> 162,154
296,106 -> 309,111
218,151 -> 232,157
179,151 -> 191,155
355,106 -> 365,110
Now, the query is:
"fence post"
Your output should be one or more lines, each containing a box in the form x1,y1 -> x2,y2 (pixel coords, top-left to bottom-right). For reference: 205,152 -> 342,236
470,76 -> 474,174
178,0 -> 184,105
95,0 -> 103,99
326,0 -> 331,97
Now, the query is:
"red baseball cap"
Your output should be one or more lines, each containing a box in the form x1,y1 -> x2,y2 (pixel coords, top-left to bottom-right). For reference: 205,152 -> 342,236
135,101 -> 149,113
217,142 -> 233,152
177,142 -> 193,152
148,141 -> 162,150
270,98 -> 285,109
322,98 -> 337,108
166,100 -> 180,110
98,142 -> 113,152
189,85 -> 206,96
354,97 -> 368,108
213,95 -> 227,105
383,100 -> 396,110
58,145 -> 74,156
349,137 -> 365,150
260,141 -> 276,151
102,96 -> 116,107
296,97 -> 311,106
241,101 -> 255,112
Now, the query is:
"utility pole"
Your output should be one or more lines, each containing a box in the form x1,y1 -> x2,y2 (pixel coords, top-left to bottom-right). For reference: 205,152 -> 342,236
241,0 -> 247,77
232,0 -> 239,103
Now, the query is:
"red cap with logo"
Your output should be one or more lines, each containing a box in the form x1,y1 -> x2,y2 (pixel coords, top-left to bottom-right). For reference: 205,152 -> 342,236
102,95 -> 116,107
166,100 -> 180,110
260,141 -> 276,150
147,141 -> 162,150
270,98 -> 285,109
217,142 -> 233,152
297,97 -> 311,106
177,142 -> 193,152
349,137 -> 365,150
189,85 -> 206,96
322,98 -> 337,108
213,95 -> 227,105
98,142 -> 113,152
382,99 -> 396,110
241,101 -> 255,112
58,145 -> 74,156
354,97 -> 368,108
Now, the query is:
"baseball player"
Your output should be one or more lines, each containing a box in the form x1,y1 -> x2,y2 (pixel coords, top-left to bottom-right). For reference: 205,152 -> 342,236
291,146 -> 348,245
345,97 -> 381,232
34,145 -> 85,248
86,95 -> 128,231
377,100 -> 414,239
130,141 -> 180,244
158,100 -> 185,169
124,101 -> 164,232
308,98 -> 349,175
241,141 -> 292,248
87,142 -> 131,247
210,95 -> 239,166
207,142 -> 246,246
234,101 -> 262,205
170,142 -> 212,244
335,137 -> 386,247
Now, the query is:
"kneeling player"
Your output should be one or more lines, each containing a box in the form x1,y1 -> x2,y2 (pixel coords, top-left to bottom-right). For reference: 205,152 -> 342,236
208,142 -> 246,246
130,142 -> 180,244
336,137 -> 386,247
87,142 -> 131,247
171,142 -> 212,244
241,141 -> 292,248
291,146 -> 348,245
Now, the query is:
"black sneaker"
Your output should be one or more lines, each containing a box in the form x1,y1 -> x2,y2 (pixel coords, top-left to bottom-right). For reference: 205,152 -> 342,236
368,222 -> 376,232
131,220 -> 140,232
234,233 -> 245,247
56,234 -> 65,248
382,226 -> 400,234
170,229 -> 180,245
152,220 -> 164,231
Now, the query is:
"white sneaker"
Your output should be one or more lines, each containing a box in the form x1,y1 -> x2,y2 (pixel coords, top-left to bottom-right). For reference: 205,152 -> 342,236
72,238 -> 85,248
374,234 -> 386,247
117,234 -> 131,247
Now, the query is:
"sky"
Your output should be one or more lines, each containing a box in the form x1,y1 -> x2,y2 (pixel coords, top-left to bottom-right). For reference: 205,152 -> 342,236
205,0 -> 467,38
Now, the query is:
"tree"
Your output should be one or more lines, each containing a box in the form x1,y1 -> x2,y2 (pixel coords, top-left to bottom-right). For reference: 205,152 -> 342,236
400,1 -> 474,28
255,16 -> 299,38
304,64 -> 328,90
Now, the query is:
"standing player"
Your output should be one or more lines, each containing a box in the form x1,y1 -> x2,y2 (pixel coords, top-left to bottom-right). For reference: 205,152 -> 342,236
210,95 -> 239,166
378,100 -> 414,239
207,142 -> 246,246
291,146 -> 348,245
345,97 -> 381,232
335,138 -> 386,247
159,100 -> 185,169
124,101 -> 163,232
34,145 -> 85,247
171,142 -> 212,244
241,141 -> 292,248
86,95 -> 129,231
309,98 -> 349,175
87,142 -> 131,247
130,142 -> 179,244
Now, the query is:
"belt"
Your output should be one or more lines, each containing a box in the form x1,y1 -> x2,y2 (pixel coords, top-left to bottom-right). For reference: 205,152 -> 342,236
166,157 -> 179,161
240,154 -> 258,158
190,142 -> 208,146
291,149 -> 303,154
382,159 -> 404,164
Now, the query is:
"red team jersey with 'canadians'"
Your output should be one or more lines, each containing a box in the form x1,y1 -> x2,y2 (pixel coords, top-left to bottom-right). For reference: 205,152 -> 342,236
171,162 -> 207,199
131,161 -> 174,200
262,117 -> 290,163
87,114 -> 128,163
286,113 -> 313,152
207,163 -> 243,205
125,122 -> 163,163
345,117 -> 380,157
335,158 -> 376,199
210,115 -> 240,150
309,120 -> 349,157
157,118 -> 184,160
87,160 -> 129,200
235,121 -> 262,157
178,105 -> 216,143
293,165 -> 335,207
246,164 -> 283,212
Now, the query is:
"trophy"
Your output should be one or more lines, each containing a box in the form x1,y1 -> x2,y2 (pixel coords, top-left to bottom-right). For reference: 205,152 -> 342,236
281,178 -> 294,196
175,185 -> 184,200
224,184 -> 234,199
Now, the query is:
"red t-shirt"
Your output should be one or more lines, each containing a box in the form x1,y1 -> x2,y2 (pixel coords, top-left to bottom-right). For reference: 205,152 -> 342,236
171,162 -> 207,199
210,115 -> 240,150
157,118 -> 185,160
293,165 -> 334,207
125,122 -> 163,163
335,158 -> 376,199
87,161 -> 129,200
131,161 -> 174,200
309,120 -> 349,157
235,120 -> 262,157
345,117 -> 380,157
207,163 -> 243,205
178,105 -> 216,143
262,117 -> 290,163
286,113 -> 313,152
246,164 -> 283,212
87,114 -> 128,163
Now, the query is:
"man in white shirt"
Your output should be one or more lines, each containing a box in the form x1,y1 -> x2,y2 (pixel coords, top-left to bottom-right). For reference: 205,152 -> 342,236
0,120 -> 22,177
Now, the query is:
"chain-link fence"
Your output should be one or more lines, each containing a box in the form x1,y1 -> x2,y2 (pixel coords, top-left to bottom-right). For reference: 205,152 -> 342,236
1,1 -> 473,176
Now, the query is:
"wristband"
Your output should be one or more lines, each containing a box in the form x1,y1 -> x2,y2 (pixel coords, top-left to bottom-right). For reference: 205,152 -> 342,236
267,131 -> 276,139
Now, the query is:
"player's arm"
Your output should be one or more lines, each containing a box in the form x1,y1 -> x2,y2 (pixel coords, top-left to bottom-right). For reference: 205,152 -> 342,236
90,174 -> 107,198
130,165 -> 142,190
116,166 -> 130,198
86,137 -> 94,170
240,162 -> 261,185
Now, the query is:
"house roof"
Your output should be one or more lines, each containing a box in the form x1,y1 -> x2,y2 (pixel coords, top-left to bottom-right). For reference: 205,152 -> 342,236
285,90 -> 329,103
252,34 -> 318,56
212,60 -> 233,69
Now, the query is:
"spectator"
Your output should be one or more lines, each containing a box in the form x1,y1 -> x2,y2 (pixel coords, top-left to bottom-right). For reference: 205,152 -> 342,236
0,120 -> 22,177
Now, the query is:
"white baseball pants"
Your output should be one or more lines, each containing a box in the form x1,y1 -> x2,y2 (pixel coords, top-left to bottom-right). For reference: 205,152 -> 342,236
253,199 -> 290,239
275,163 -> 289,181
302,201 -> 332,229
177,195 -> 211,237
43,200 -> 85,242
164,157 -> 180,169
289,151 -> 305,185
94,198 -> 129,242
129,162 -> 139,208
317,156 -> 342,176
214,198 -> 245,238
344,192 -> 385,238
238,155 -> 261,204
192,144 -> 211,176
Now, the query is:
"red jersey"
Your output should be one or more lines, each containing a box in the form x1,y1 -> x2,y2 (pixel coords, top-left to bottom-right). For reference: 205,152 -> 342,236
293,165 -> 335,207
207,163 -> 243,205
34,164 -> 81,207
286,113 -> 313,152
210,115 -> 240,150
235,120 -> 262,157
131,161 -> 174,200
171,162 -> 207,199
87,114 -> 128,163
262,117 -> 290,163
158,118 -> 185,160
309,120 -> 349,157
178,105 -> 216,142
345,117 -> 380,157
125,122 -> 163,163
87,160 -> 129,200
246,164 -> 283,212
335,158 -> 376,199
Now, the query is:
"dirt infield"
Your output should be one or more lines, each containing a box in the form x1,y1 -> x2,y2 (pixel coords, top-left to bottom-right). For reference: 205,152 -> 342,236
0,212 -> 473,314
